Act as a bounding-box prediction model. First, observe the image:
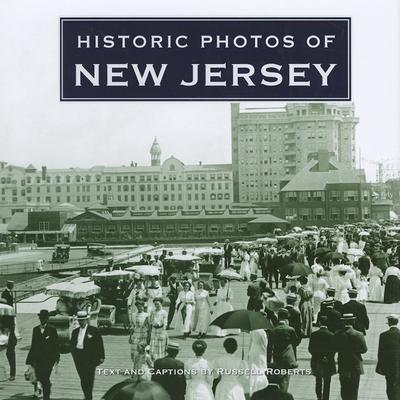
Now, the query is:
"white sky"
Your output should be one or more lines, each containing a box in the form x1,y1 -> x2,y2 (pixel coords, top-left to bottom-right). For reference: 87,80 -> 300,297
0,0 -> 399,181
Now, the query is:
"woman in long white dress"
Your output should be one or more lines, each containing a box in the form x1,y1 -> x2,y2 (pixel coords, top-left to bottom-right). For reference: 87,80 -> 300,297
368,264 -> 383,302
193,281 -> 213,338
240,250 -> 251,281
311,272 -> 328,323
248,329 -> 268,396
334,270 -> 352,304
185,340 -> 214,400
249,250 -> 259,281
175,281 -> 195,339
208,279 -> 240,337
213,338 -> 247,400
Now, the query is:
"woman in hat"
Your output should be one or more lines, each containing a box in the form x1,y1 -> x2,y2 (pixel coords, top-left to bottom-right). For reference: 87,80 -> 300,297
185,340 -> 214,400
208,279 -> 239,337
149,298 -> 168,361
129,301 -> 149,363
213,338 -> 247,400
193,281 -> 212,339
239,248 -> 251,281
298,276 -> 313,337
146,276 -> 163,314
334,268 -> 352,304
132,343 -> 153,381
175,281 -> 195,339
368,263 -> 383,302
248,304 -> 269,396
310,271 -> 328,323
383,263 -> 400,304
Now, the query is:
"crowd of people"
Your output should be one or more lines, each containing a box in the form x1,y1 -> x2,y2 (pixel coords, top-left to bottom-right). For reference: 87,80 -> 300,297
1,223 -> 400,400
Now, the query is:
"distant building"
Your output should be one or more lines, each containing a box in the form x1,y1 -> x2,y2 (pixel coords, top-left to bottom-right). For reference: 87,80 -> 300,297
279,150 -> 371,226
231,102 -> 359,203
67,207 -> 289,242
0,138 -> 233,224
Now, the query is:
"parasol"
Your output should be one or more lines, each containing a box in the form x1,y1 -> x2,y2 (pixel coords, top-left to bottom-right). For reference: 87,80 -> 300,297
359,231 -> 370,236
193,247 -> 224,256
0,302 -> 15,316
101,379 -> 171,400
210,310 -> 273,359
92,270 -> 131,281
218,269 -> 243,281
346,248 -> 364,257
126,265 -> 160,276
314,247 -> 331,257
281,262 -> 312,277
45,281 -> 100,299
256,237 -> 278,244
165,254 -> 201,262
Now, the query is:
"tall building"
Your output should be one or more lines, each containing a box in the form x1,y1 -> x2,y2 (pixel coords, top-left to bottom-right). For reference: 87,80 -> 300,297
231,102 -> 359,204
0,139 -> 233,223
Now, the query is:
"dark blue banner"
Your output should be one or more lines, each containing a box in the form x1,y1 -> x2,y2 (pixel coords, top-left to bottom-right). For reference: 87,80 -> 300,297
60,18 -> 350,101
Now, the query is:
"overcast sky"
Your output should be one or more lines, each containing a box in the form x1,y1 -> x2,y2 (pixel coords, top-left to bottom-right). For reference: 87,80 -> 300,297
0,0 -> 399,181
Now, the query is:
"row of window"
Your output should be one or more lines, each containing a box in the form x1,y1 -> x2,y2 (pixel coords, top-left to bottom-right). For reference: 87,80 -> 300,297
0,172 -> 231,186
284,190 -> 370,202
78,222 -> 248,234
286,207 -> 370,221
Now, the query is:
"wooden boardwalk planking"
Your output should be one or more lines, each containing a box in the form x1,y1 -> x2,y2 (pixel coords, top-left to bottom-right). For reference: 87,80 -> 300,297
0,281 -> 394,400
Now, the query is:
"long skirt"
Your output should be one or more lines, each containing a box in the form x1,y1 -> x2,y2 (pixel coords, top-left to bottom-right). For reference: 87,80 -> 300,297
300,300 -> 313,337
175,304 -> 194,334
194,305 -> 211,335
369,276 -> 383,302
130,325 -> 149,362
149,327 -> 168,361
384,276 -> 400,304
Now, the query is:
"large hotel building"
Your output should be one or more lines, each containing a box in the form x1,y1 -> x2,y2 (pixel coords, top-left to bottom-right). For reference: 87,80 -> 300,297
231,103 -> 359,204
0,139 -> 232,224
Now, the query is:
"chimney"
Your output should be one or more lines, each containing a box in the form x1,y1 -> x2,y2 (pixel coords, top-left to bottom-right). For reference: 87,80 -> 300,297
317,150 -> 330,172
41,166 -> 47,180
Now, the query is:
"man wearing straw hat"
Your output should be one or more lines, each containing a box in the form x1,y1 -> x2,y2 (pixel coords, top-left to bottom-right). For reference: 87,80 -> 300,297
376,314 -> 400,400
334,313 -> 367,400
26,309 -> 60,400
71,310 -> 105,400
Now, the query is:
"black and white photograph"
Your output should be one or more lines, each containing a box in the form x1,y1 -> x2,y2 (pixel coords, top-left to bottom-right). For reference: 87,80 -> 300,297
0,1 -> 399,399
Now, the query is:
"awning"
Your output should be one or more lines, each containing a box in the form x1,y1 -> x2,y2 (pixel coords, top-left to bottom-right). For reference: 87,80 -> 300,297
61,224 -> 76,234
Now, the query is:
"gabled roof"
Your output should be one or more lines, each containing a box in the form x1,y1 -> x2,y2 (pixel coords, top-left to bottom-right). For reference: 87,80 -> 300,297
248,215 -> 289,224
281,159 -> 363,192
8,212 -> 28,231
68,210 -> 112,221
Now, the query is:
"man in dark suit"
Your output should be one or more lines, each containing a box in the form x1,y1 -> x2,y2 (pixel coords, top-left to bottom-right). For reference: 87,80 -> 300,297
71,310 -> 105,400
251,364 -> 295,400
341,289 -> 369,335
1,280 -> 14,306
285,294 -> 302,356
334,313 -> 367,400
376,314 -> 400,400
267,308 -> 299,392
309,316 -> 336,400
318,299 -> 343,334
324,288 -> 343,313
152,342 -> 186,400
5,315 -> 17,381
223,239 -> 233,268
26,309 -> 60,400
166,275 -> 180,329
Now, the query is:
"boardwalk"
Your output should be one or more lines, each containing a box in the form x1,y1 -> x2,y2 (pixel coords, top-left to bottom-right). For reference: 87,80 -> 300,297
1,281 -> 394,400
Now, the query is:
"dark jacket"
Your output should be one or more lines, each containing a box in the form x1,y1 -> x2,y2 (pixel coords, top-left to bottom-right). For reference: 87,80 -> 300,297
152,356 -> 186,400
1,288 -> 13,307
309,326 -> 336,376
268,322 -> 299,369
341,300 -> 369,335
334,326 -> 367,375
251,384 -> 294,400
318,307 -> 343,334
376,326 -> 400,378
223,243 -> 233,256
26,324 -> 60,366
71,325 -> 105,366
285,305 -> 302,343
